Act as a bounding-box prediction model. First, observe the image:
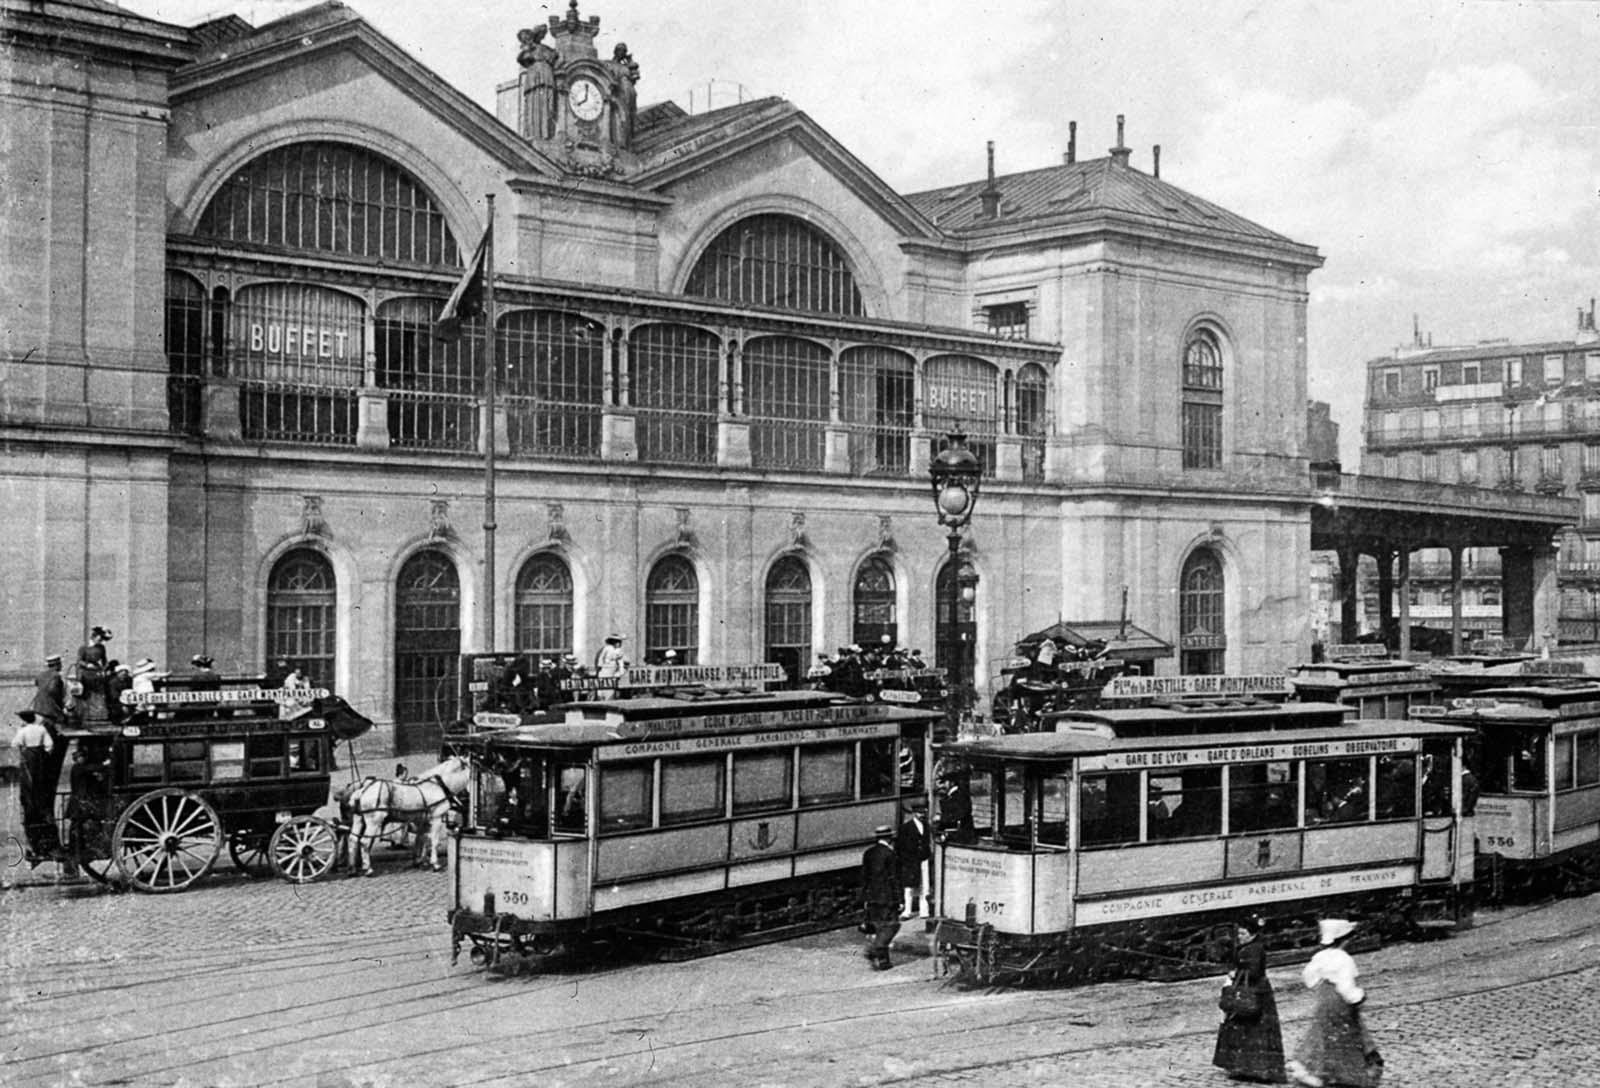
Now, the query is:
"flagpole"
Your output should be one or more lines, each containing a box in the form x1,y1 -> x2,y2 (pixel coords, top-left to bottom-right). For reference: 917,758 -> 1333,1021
482,193 -> 497,653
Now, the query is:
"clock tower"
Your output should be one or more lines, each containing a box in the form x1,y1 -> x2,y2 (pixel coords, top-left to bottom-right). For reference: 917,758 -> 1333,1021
509,0 -> 640,177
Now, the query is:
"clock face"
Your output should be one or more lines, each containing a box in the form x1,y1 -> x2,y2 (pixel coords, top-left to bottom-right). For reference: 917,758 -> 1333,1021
568,78 -> 604,122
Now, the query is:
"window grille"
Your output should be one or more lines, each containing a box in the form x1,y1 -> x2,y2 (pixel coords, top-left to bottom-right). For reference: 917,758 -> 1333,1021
985,302 -> 1030,340
394,550 -> 460,752
632,324 -> 720,465
684,213 -> 863,316
514,553 -> 573,659
195,141 -> 460,267
838,345 -> 913,477
646,555 -> 699,664
1182,330 -> 1224,470
852,557 -> 897,647
499,310 -> 604,460
764,556 -> 812,685
376,296 -> 478,452
923,354 -> 1000,476
1179,548 -> 1225,674
233,284 -> 362,445
165,272 -> 206,435
1015,363 -> 1049,482
743,336 -> 828,471
934,560 -> 976,675
267,548 -> 336,686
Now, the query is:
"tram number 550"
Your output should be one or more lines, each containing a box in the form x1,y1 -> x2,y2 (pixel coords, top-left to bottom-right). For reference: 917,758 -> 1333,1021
500,889 -> 530,907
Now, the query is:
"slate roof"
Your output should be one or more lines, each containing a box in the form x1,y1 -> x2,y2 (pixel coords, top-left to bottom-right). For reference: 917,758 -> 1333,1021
905,155 -> 1297,246
1369,340 -> 1588,367
632,96 -> 797,171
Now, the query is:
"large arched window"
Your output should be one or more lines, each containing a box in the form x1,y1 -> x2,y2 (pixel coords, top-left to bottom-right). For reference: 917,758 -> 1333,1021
1182,328 -> 1224,470
232,283 -> 363,445
1015,363 -> 1049,482
499,310 -> 605,459
165,272 -> 206,436
852,557 -> 897,648
839,345 -> 913,476
765,557 -> 813,685
1179,548 -> 1226,674
394,551 -> 461,752
684,213 -> 864,316
515,553 -> 574,660
631,323 -> 721,465
924,355 -> 1000,476
646,555 -> 699,665
196,141 -> 460,266
934,559 -> 977,676
743,336 -> 829,471
375,296 -> 479,452
266,549 -> 336,686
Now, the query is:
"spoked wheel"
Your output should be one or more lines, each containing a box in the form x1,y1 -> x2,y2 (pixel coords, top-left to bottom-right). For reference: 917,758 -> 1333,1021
228,831 -> 274,877
112,788 -> 222,893
269,815 -> 339,884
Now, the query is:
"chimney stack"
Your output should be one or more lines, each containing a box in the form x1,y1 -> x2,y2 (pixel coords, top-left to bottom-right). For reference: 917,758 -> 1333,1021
1109,114 -> 1131,166
1066,120 -> 1077,164
1153,144 -> 1161,178
980,140 -> 1001,219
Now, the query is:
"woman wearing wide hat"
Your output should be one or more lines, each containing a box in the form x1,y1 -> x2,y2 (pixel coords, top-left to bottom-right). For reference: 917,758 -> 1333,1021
1287,919 -> 1383,1087
1213,914 -> 1285,1082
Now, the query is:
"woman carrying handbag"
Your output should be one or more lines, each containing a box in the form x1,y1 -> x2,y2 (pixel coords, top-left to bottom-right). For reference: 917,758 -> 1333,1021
1213,915 -> 1286,1083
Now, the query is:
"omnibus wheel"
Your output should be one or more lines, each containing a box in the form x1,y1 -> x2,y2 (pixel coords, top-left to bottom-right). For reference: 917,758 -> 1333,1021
112,788 -> 222,893
269,815 -> 339,883
228,831 -> 273,877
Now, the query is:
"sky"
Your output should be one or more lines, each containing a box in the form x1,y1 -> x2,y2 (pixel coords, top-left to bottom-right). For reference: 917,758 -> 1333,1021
116,0 -> 1600,466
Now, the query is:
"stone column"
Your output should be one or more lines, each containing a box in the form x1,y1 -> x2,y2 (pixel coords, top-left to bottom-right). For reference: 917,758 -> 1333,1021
1498,542 -> 1558,651
1397,548 -> 1412,659
1338,545 -> 1360,644
1376,546 -> 1394,648
1449,545 -> 1465,655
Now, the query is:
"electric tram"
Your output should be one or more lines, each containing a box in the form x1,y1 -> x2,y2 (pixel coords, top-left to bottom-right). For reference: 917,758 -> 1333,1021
931,700 -> 1474,986
449,686 -> 940,970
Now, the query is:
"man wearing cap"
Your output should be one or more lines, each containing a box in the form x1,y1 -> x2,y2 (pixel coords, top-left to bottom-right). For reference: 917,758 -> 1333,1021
32,655 -> 67,726
11,710 -> 58,863
860,823 -> 900,970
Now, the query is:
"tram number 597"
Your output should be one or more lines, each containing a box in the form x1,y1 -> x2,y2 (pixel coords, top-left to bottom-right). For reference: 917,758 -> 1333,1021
981,900 -> 1005,916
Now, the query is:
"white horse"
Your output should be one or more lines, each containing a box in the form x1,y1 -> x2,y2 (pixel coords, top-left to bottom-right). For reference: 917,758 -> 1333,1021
340,755 -> 471,875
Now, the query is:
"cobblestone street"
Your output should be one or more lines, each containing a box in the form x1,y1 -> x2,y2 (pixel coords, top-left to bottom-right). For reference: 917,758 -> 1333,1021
3,847 -> 1596,1088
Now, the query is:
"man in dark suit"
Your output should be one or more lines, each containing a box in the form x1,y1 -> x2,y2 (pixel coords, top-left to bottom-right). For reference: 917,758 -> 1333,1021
860,824 -> 900,970
897,798 -> 933,919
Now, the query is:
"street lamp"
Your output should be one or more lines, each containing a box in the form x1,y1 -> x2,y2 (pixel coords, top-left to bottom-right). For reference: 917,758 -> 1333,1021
930,433 -> 982,731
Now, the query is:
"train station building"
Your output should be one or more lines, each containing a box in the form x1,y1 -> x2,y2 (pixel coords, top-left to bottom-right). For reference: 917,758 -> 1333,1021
3,0 -> 1328,750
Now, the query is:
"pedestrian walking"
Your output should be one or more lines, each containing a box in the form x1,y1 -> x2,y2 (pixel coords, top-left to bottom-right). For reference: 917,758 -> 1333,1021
860,824 -> 900,970
1213,915 -> 1286,1083
1286,919 -> 1383,1087
896,798 -> 933,919
11,709 -> 59,864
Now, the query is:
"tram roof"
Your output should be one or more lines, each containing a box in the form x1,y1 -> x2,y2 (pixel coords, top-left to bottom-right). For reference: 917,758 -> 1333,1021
1046,700 -> 1351,732
941,718 -> 1472,762
1412,681 -> 1600,722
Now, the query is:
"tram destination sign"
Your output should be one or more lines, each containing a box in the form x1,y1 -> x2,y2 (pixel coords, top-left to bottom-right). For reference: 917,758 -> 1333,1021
1105,674 -> 1292,699
561,663 -> 786,691
121,686 -> 330,706
605,700 -> 884,741
600,720 -> 900,760
1079,734 -> 1419,771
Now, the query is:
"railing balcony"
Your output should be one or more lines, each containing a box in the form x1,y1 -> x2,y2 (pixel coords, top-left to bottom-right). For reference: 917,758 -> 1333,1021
387,390 -> 477,453
504,396 -> 601,461
241,381 -> 357,446
840,423 -> 912,477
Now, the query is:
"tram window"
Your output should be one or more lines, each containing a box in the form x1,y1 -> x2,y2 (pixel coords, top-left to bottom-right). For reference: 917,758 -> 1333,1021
212,741 -> 246,781
962,764 -> 994,839
1036,774 -> 1071,848
1149,767 -> 1221,840
734,750 -> 794,814
554,763 -> 589,833
288,738 -> 322,773
129,742 -> 164,783
1577,733 -> 1600,787
598,762 -> 651,832
1421,741 -> 1454,816
486,757 -> 548,836
661,757 -> 726,826
998,764 -> 1029,844
1555,737 -> 1576,791
474,764 -> 508,828
1375,755 -> 1416,818
1079,772 -> 1139,847
860,738 -> 896,799
247,735 -> 284,778
799,744 -> 854,805
1511,731 -> 1547,792
1228,762 -> 1298,833
169,740 -> 207,782
1307,757 -> 1369,824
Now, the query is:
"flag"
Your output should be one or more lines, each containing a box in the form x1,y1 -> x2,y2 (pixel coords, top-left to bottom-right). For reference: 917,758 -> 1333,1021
433,227 -> 489,340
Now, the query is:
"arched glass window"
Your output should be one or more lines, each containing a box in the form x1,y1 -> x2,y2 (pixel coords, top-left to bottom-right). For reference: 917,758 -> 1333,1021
1182,328 -> 1224,470
765,557 -> 813,686
515,553 -> 573,660
646,556 -> 699,665
934,559 -> 978,676
839,345 -> 913,476
165,272 -> 206,435
375,296 -> 479,452
499,310 -> 605,460
394,551 -> 460,752
196,141 -> 460,266
852,557 -> 897,648
743,336 -> 829,471
684,213 -> 864,316
924,355 -> 1000,476
232,284 -> 363,445
631,323 -> 721,465
1015,363 -> 1049,483
1179,548 -> 1226,674
266,549 -> 336,686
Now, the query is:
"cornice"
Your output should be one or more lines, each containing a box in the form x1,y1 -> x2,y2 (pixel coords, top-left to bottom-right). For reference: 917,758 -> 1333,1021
1,0 -> 194,69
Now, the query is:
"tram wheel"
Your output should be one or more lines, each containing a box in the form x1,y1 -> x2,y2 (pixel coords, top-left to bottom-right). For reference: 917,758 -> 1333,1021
228,832 -> 273,877
268,816 -> 339,884
112,788 -> 222,893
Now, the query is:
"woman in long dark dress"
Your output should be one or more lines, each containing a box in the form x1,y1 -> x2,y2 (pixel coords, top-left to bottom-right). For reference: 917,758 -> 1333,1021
1213,916 -> 1286,1083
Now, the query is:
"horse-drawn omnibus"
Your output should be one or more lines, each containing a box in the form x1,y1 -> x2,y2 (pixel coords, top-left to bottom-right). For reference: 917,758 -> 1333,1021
448,686 -> 939,971
62,677 -> 370,891
931,700 -> 1474,986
